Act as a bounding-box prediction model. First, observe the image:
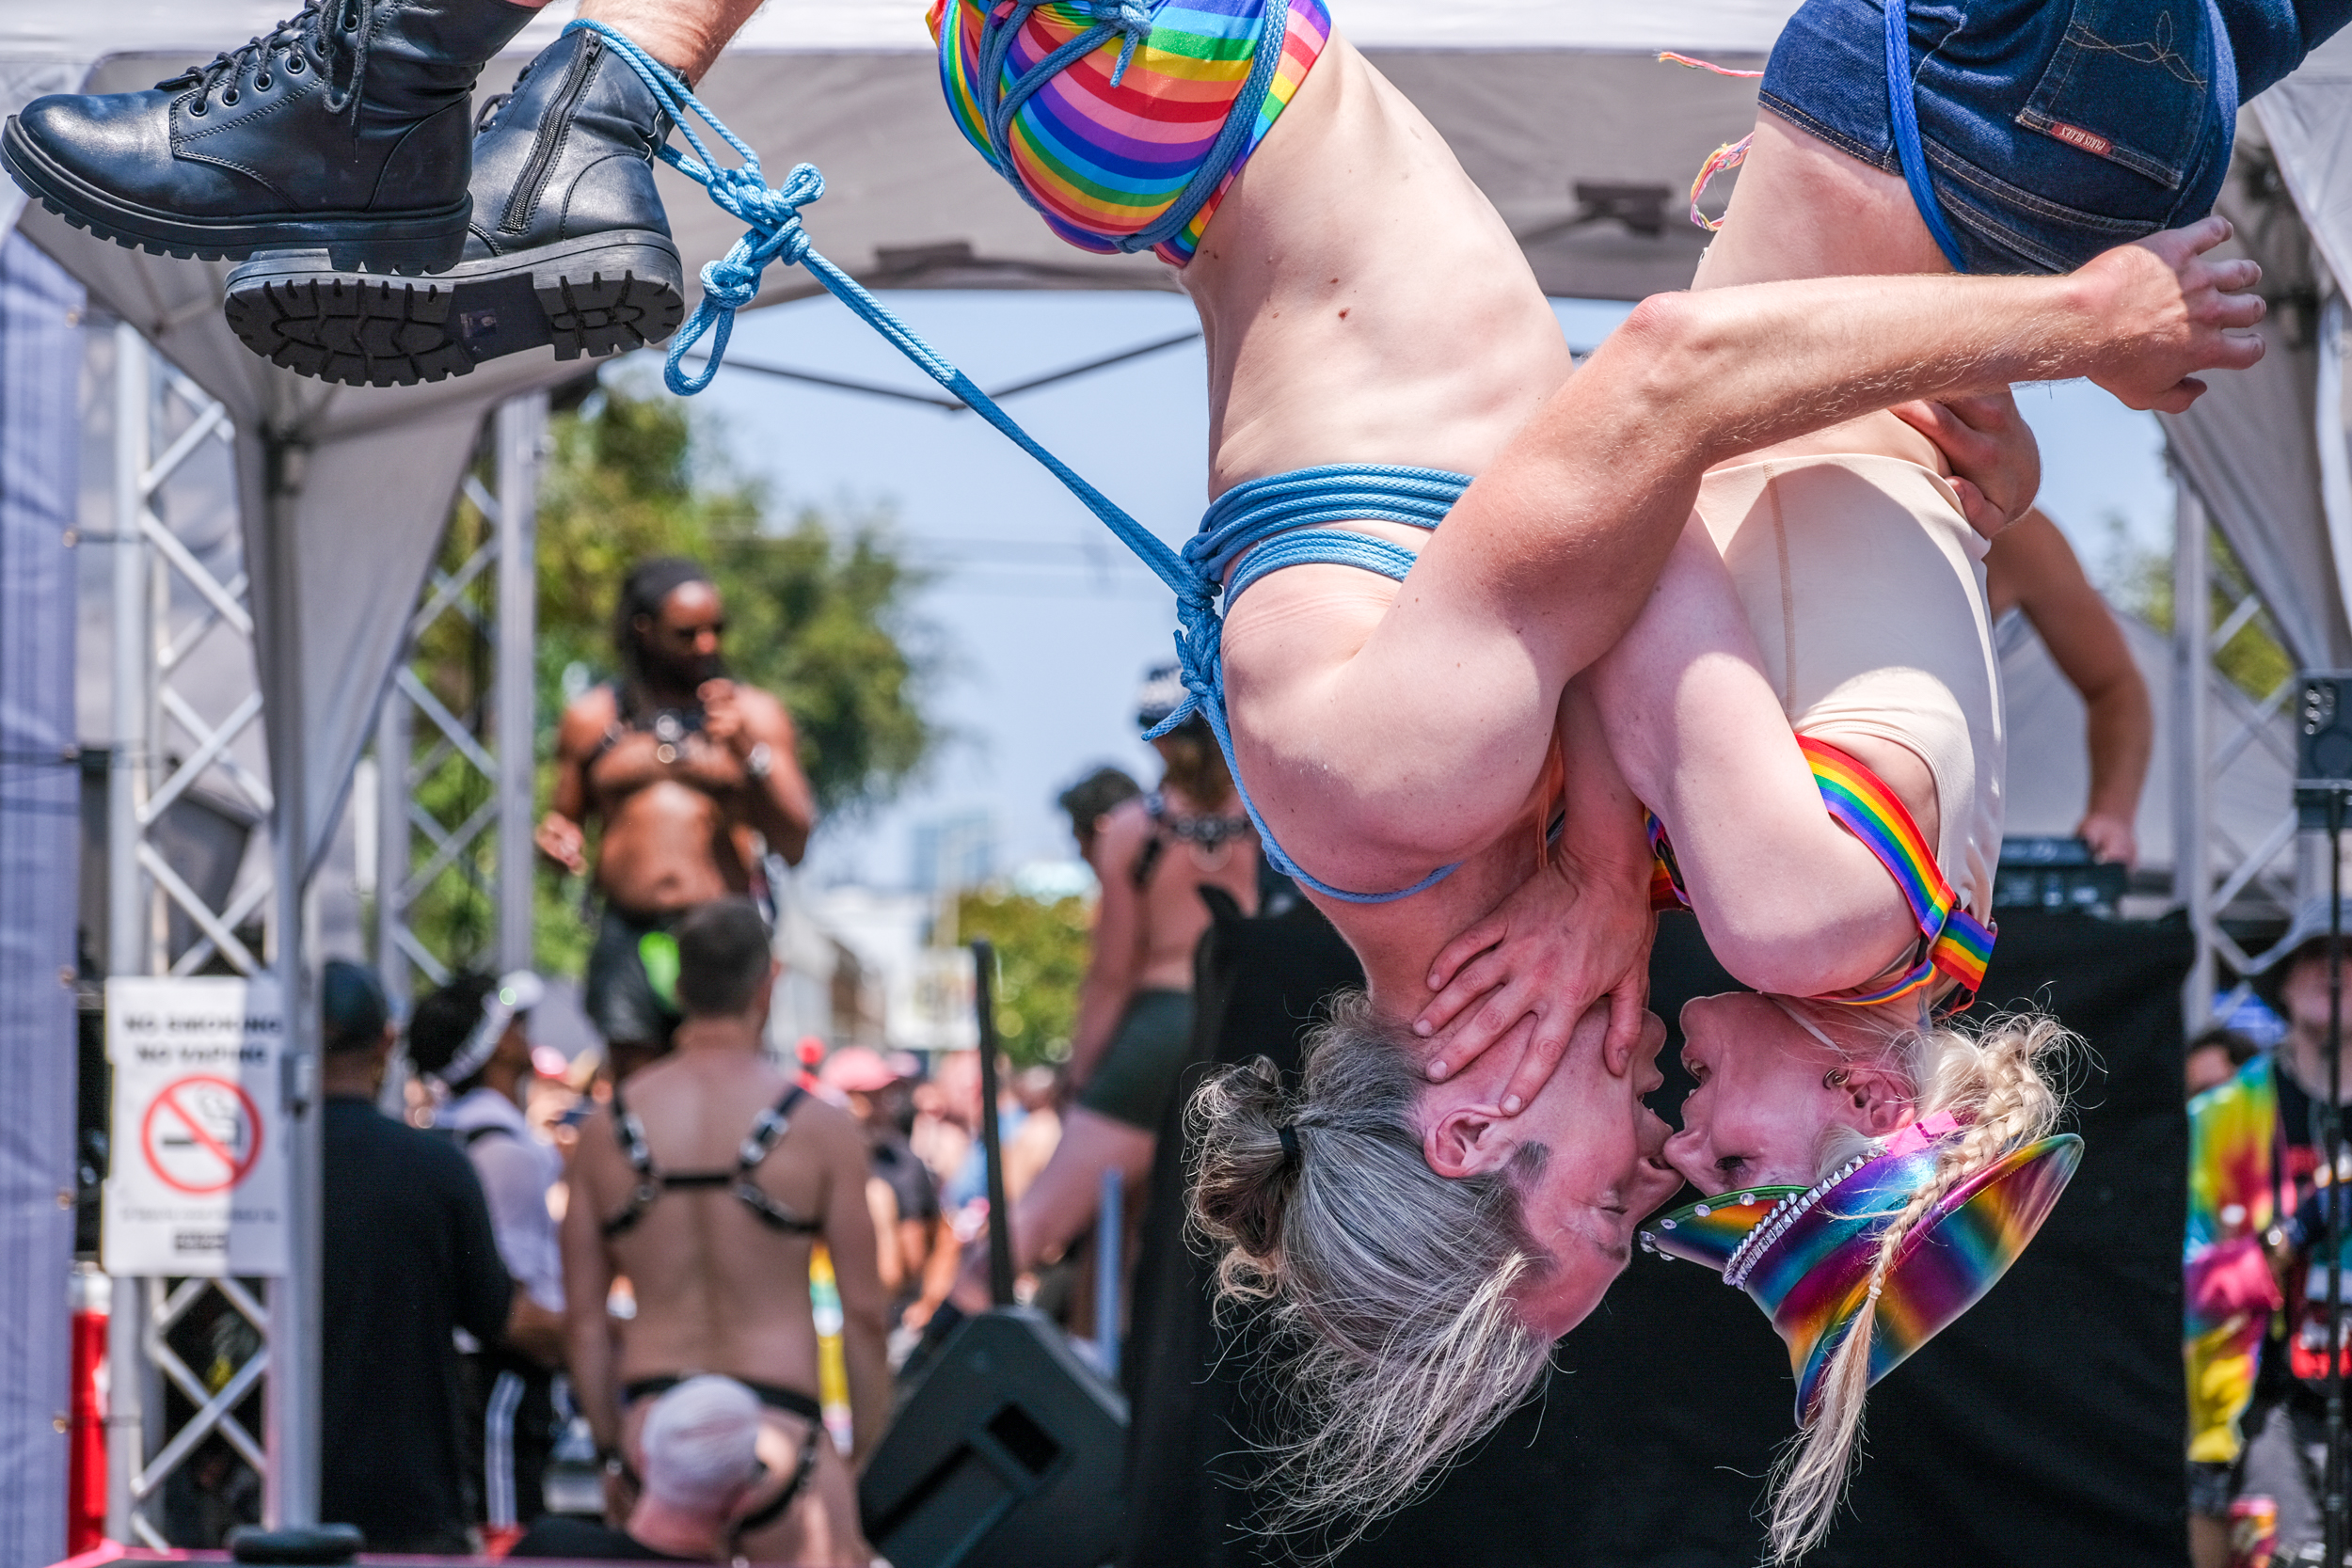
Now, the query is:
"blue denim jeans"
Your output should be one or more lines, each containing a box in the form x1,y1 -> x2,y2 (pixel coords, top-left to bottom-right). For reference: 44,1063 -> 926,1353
1759,0 -> 2351,274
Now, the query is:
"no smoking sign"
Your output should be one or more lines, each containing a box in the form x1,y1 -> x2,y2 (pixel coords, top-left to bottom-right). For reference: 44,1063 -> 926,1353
105,976 -> 288,1276
141,1075 -> 264,1195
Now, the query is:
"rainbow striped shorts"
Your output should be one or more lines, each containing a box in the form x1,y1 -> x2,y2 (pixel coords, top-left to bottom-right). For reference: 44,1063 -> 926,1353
929,0 -> 1332,267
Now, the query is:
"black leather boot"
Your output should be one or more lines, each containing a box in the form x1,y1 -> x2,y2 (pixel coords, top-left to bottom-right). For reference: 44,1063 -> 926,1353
0,0 -> 534,273
222,27 -> 684,388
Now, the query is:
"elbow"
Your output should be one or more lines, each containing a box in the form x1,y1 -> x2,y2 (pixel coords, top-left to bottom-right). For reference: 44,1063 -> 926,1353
1587,293 -> 1722,447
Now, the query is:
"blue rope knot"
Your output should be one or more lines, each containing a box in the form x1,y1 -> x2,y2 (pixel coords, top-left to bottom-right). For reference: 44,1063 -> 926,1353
1073,0 -> 1155,87
1149,579 -> 1225,739
668,160 -> 825,393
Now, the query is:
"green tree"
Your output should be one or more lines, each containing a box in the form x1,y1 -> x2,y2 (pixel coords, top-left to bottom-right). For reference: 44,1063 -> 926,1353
2094,509 -> 2292,702
957,886 -> 1095,1069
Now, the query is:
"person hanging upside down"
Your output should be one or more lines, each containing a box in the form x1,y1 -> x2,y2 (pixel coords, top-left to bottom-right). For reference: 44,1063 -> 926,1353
928,0 -> 2252,1062
921,0 -> 2280,1552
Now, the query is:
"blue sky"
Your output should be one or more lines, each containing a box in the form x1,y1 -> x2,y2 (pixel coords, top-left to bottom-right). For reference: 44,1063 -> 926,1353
623,290 -> 2175,891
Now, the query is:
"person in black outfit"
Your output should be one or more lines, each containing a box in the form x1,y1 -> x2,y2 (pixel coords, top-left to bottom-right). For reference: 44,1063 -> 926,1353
317,960 -> 512,1554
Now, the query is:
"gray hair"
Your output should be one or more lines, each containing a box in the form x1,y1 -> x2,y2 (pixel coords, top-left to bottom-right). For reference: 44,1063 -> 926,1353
1187,994 -> 1555,1549
641,1374 -> 764,1516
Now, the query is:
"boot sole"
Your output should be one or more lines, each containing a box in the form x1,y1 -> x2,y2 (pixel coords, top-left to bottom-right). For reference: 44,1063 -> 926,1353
1,116 -> 468,275
222,232 -> 686,388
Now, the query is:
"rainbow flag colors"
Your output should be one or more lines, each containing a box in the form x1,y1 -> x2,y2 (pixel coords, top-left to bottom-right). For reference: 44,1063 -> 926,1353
930,0 -> 1332,265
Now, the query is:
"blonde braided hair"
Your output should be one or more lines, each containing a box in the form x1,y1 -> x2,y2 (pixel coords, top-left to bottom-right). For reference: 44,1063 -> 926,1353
1765,1008 -> 2073,1561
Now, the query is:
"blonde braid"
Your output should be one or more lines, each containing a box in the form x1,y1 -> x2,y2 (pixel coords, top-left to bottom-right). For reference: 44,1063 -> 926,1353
1764,1011 -> 2072,1560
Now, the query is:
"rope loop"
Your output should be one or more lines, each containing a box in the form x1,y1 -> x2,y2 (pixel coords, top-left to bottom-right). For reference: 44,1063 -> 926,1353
1074,0 -> 1155,86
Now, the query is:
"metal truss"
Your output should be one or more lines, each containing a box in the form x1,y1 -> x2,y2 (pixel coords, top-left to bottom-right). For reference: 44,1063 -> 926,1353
373,394 -> 543,1018
2174,482 -> 2303,1025
104,323 -> 276,1544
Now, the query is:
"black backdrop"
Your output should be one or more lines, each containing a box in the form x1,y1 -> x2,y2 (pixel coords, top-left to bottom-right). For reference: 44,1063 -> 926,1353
1119,902 -> 2195,1568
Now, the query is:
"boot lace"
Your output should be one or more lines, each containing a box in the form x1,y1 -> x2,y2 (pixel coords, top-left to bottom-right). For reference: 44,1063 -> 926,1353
160,0 -> 370,118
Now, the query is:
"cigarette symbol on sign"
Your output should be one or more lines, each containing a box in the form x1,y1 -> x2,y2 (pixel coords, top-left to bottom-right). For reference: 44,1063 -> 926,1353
141,1076 -> 263,1195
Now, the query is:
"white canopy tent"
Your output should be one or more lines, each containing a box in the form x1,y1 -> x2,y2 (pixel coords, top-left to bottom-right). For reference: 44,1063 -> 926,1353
1,0 -> 2347,1543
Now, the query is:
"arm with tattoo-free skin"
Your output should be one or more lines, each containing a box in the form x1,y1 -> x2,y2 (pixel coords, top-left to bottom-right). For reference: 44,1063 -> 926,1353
1065,801 -> 1151,1092
1985,508 -> 2153,864
535,689 -> 613,877
1411,392 -> 2042,1099
697,679 -> 818,865
814,1111 -> 892,1465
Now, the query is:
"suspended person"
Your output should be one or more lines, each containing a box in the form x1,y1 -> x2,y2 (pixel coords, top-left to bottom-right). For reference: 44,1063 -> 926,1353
536,558 -> 815,1082
559,898 -> 888,1567
943,666 -> 1260,1330
914,0 -> 2272,1556
406,971 -> 568,1546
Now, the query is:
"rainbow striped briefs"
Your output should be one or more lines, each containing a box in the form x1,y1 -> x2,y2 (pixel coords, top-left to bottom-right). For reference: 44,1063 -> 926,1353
929,0 -> 1333,266
1648,735 -> 1994,1006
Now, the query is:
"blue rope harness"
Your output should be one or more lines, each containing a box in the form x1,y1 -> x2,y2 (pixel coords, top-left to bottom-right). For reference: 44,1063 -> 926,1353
1883,0 -> 2237,275
959,0 -> 1295,255
567,19 -> 1468,903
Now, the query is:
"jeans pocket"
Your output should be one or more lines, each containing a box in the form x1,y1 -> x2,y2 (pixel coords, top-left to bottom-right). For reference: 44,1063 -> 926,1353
2016,0 -> 2213,190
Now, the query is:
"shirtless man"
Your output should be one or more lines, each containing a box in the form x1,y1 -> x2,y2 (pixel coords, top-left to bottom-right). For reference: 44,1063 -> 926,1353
948,665 -> 1260,1315
538,558 -> 815,1074
561,898 -> 887,1566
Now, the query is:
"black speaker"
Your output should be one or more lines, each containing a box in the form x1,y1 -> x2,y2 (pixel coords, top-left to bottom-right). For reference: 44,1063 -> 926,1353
2298,671 -> 2352,824
859,1307 -> 1127,1568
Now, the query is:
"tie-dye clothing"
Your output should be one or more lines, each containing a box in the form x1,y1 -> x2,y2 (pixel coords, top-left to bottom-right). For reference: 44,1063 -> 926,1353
2185,1056 -> 2283,1465
930,0 -> 1333,266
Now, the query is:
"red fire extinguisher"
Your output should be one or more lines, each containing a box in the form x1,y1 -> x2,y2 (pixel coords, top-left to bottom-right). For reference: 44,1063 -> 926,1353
68,1266 -> 107,1554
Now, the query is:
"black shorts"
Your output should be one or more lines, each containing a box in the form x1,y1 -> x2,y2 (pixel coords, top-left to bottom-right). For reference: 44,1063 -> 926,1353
583,906 -> 679,1049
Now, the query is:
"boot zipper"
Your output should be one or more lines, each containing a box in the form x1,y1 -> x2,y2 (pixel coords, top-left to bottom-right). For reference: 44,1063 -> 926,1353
500,31 -> 600,235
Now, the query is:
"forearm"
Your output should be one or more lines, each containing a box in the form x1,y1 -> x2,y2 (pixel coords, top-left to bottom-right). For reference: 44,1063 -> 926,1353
1600,273 -> 2104,475
1557,680 -> 1648,884
567,1310 -> 621,1448
842,1306 -> 892,1466
2084,684 -> 2154,823
748,770 -> 816,864
506,1290 -> 568,1370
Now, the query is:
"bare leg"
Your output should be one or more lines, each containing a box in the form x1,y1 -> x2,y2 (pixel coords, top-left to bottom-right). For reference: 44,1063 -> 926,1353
948,1108 -> 1155,1314
577,0 -> 766,81
1586,518 -> 1921,997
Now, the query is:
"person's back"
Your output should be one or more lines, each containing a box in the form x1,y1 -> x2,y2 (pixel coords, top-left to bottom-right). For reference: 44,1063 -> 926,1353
562,899 -> 887,1567
596,1048 -> 847,1386
315,961 -> 511,1552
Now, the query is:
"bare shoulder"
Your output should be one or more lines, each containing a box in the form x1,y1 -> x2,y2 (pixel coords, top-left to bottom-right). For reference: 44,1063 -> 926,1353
790,1090 -> 867,1160
556,686 -> 619,755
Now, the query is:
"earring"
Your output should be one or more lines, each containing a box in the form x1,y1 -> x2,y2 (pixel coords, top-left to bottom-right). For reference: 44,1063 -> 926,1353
1823,1067 -> 1850,1090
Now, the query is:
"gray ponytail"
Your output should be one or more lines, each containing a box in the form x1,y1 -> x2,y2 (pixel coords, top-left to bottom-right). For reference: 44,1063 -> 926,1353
1187,994 -> 1556,1549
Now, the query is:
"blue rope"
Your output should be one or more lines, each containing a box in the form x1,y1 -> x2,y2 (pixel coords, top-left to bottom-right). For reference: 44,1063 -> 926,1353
1882,1 -> 1969,273
565,18 -> 1470,903
1885,0 -> 2236,275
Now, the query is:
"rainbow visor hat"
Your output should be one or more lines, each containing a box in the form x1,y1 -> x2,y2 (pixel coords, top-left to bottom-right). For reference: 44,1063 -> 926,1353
1638,1115 -> 2084,1420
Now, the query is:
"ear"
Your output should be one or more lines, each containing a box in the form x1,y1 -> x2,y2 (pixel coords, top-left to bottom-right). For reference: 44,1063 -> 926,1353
1423,1102 -> 1518,1179
1841,1065 -> 1912,1136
